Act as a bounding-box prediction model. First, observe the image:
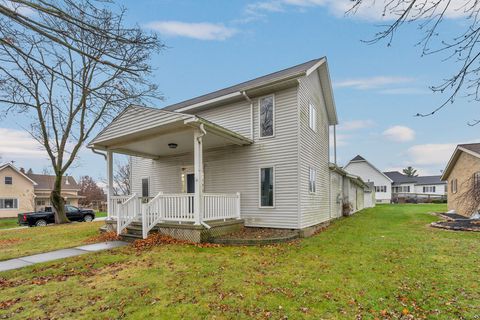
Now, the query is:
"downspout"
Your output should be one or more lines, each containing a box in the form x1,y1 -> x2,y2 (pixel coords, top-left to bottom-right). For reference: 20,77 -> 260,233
242,91 -> 254,140
333,125 -> 337,165
90,147 -> 107,160
197,122 -> 211,229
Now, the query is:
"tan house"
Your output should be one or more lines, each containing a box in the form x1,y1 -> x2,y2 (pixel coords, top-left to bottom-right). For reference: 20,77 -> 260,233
0,163 -> 81,218
441,143 -> 480,216
0,163 -> 37,218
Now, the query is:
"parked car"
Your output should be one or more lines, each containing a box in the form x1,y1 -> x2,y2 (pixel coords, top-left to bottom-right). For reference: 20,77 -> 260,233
18,205 -> 95,227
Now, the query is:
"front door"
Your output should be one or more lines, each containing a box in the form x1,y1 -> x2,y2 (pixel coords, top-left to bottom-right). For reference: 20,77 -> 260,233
186,173 -> 195,193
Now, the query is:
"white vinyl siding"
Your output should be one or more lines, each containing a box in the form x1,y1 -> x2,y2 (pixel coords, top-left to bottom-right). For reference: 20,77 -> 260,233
298,71 -> 331,228
131,85 -> 300,229
329,171 -> 343,218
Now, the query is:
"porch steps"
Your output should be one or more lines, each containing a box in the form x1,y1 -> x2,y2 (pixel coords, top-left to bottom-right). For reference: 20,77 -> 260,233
120,222 -> 148,242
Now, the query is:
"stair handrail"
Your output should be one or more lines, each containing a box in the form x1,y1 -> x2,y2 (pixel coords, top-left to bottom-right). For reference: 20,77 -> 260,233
142,192 -> 164,239
117,193 -> 138,236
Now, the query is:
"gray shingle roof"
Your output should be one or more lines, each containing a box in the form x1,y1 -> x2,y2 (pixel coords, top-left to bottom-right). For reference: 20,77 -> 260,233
350,155 -> 365,162
384,171 -> 445,185
163,58 -> 324,111
26,173 -> 80,190
459,143 -> 480,155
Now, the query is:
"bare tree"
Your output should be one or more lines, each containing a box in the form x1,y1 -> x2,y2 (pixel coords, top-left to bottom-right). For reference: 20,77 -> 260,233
349,1 -> 480,123
457,173 -> 480,215
0,1 -> 162,223
113,160 -> 130,196
78,175 -> 105,207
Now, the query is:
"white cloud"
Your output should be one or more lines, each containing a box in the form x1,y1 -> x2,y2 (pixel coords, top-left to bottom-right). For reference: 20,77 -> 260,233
407,143 -> 457,166
243,0 -> 470,22
334,76 -> 415,90
338,119 -> 374,131
0,128 -> 46,160
144,21 -> 237,41
382,125 -> 415,142
1,1 -> 35,16
379,87 -> 430,95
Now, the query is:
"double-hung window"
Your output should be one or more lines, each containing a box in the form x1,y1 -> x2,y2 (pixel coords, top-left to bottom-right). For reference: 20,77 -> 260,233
260,167 -> 274,207
141,178 -> 150,198
259,95 -> 274,138
474,172 -> 480,189
309,103 -> 317,132
0,198 -> 18,209
4,176 -> 12,185
309,167 -> 316,193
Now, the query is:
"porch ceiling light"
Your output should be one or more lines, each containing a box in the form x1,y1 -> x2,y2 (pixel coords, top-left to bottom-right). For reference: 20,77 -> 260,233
168,143 -> 178,149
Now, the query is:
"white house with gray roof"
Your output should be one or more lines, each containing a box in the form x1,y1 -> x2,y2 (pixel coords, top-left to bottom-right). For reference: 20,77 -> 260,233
89,57 -> 371,241
343,155 -> 393,203
384,171 -> 447,199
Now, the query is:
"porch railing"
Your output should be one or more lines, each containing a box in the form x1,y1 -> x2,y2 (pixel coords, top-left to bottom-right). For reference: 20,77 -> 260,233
117,193 -> 140,236
203,193 -> 241,221
109,195 -> 130,219
113,192 -> 241,239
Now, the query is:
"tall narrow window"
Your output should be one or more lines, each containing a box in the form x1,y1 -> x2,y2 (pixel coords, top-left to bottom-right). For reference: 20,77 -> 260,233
141,178 -> 149,198
259,95 -> 274,137
309,103 -> 317,132
4,177 -> 12,185
451,179 -> 458,194
309,167 -> 316,193
474,172 -> 480,189
260,167 -> 274,207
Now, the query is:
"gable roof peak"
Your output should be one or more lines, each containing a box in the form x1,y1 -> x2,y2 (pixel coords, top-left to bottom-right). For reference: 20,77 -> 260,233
351,155 -> 366,162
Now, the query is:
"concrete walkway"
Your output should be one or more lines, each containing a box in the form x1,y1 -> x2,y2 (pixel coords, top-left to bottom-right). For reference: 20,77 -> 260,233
0,241 -> 128,272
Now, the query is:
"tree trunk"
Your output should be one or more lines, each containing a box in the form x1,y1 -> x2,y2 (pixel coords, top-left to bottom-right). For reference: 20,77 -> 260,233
50,174 -> 69,224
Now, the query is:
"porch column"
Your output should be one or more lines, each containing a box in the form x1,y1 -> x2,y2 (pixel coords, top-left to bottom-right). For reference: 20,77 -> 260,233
107,150 -> 114,219
193,128 -> 204,225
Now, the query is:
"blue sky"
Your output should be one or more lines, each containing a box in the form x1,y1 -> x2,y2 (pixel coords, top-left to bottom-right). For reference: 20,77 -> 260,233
1,0 -> 478,180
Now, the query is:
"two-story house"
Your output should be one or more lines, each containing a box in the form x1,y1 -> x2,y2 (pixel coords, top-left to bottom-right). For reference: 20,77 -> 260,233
0,163 -> 81,218
89,57 -> 371,241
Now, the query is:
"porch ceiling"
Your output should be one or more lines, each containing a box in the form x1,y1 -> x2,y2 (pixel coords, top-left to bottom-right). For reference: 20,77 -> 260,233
88,107 -> 252,159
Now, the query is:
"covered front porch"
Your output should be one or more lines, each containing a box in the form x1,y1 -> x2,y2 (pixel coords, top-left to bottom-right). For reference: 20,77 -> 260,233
89,107 -> 252,239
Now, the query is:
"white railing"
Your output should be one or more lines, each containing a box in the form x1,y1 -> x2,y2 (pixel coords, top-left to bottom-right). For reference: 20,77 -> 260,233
109,195 -> 130,218
161,193 -> 195,222
203,193 -> 241,221
113,192 -> 241,239
142,192 -> 165,239
117,193 -> 139,236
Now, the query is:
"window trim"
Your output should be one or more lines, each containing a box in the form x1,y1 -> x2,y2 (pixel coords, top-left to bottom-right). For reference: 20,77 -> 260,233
451,179 -> 458,194
308,102 -> 317,132
258,94 -> 275,139
0,198 -> 19,210
141,177 -> 150,198
4,176 -> 12,185
309,166 -> 317,194
259,166 -> 275,208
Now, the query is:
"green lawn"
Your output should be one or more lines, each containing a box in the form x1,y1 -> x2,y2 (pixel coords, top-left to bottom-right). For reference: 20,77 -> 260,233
0,218 -> 19,230
0,221 -> 104,260
1,204 -> 479,319
0,212 -> 106,230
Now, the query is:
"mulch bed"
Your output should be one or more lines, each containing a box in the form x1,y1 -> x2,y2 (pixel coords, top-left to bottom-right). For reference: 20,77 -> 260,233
212,227 -> 299,245
431,220 -> 480,232
438,212 -> 470,220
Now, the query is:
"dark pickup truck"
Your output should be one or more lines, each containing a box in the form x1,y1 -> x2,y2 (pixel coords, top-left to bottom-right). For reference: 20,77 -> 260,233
18,205 -> 95,227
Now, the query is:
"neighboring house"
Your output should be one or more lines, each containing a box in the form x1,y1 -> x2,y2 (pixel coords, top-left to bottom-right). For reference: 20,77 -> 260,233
89,57 -> 372,241
384,171 -> 446,199
329,163 -> 375,218
441,143 -> 480,216
343,155 -> 393,203
0,163 -> 81,218
26,172 -> 82,212
0,163 -> 37,218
